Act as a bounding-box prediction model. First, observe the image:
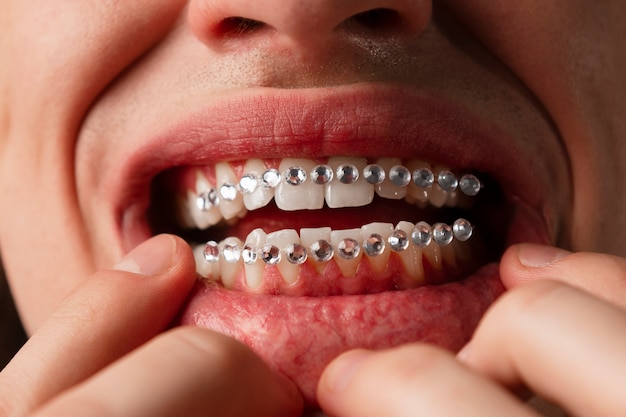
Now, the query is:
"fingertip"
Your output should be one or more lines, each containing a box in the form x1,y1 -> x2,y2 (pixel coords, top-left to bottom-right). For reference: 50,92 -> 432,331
500,244 -> 571,289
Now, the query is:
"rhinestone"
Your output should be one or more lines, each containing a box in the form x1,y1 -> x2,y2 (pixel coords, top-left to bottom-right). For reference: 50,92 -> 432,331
196,188 -> 220,211
453,218 -> 474,242
285,243 -> 308,265
336,164 -> 359,184
222,242 -> 241,263
388,229 -> 409,252
242,244 -> 258,265
459,174 -> 482,196
337,238 -> 361,260
437,171 -> 458,192
433,223 -> 454,246
389,165 -> 411,187
219,183 -> 238,202
413,168 -> 434,189
203,241 -> 220,263
238,174 -> 258,194
261,244 -> 282,265
284,166 -> 307,186
310,164 -> 333,185
363,164 -> 385,185
261,169 -> 281,189
411,222 -> 432,248
310,239 -> 334,262
363,234 -> 385,257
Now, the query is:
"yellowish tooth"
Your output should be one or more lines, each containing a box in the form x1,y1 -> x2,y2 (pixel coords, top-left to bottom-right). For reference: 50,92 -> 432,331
441,240 -> 457,271
445,191 -> 460,207
325,157 -> 373,208
429,184 -> 448,208
422,240 -> 445,274
267,229 -> 300,285
394,221 -> 425,284
301,227 -> 332,273
361,222 -> 393,273
219,237 -> 243,289
374,157 -> 407,199
243,228 -> 266,290
242,159 -> 274,210
215,162 -> 246,220
276,159 -> 324,211
191,171 -> 222,229
406,160 -> 431,203
330,228 -> 363,278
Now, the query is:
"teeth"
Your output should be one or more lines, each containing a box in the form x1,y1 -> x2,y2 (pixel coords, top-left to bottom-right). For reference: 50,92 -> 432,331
190,172 -> 222,229
266,229 -> 300,285
301,227 -> 332,272
375,157 -> 407,200
220,237 -> 243,289
326,157 -> 374,208
275,159 -> 324,210
215,162 -> 246,220
361,222 -> 393,273
433,223 -> 454,246
242,159 -> 274,210
243,228 -> 266,290
394,221 -> 425,284
331,228 -> 363,277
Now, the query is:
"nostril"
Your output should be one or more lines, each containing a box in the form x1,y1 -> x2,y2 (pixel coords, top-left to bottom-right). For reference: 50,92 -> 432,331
349,8 -> 403,34
214,16 -> 266,37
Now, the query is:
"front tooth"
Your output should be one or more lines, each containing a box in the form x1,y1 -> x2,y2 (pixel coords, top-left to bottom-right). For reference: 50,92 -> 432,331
301,227 -> 332,273
242,159 -> 275,210
219,237 -> 243,289
374,157 -> 407,200
325,157 -> 373,208
215,162 -> 246,220
330,228 -> 363,278
193,244 -> 218,279
275,159 -> 324,211
361,222 -> 393,273
190,171 -> 222,229
266,229 -> 300,285
243,228 -> 266,290
393,221 -> 425,284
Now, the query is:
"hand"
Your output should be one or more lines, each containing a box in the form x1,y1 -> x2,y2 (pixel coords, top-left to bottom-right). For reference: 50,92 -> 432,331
0,235 -> 302,417
317,244 -> 626,417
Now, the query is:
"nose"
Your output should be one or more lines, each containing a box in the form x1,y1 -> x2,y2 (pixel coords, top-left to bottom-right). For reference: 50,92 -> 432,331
188,0 -> 432,51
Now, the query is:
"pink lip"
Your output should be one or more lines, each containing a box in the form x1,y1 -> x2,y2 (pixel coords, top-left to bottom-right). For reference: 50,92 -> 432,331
104,82 -> 561,408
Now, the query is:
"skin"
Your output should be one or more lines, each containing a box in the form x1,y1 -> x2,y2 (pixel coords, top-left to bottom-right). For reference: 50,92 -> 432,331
1,0 -> 626,415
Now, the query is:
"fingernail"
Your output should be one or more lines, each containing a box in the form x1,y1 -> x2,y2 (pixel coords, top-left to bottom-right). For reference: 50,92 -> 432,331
113,234 -> 175,275
325,350 -> 373,392
517,243 -> 570,268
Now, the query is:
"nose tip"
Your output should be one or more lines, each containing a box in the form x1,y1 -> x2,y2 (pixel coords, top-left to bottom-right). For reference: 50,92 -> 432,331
188,0 -> 432,50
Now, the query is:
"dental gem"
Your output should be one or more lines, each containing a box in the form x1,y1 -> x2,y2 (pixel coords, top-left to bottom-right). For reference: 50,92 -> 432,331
433,223 -> 454,246
261,169 -> 281,189
437,171 -> 458,193
284,166 -> 307,186
459,174 -> 482,196
413,168 -> 435,189
219,183 -> 238,202
411,222 -> 432,248
196,188 -> 220,211
242,244 -> 258,265
203,241 -> 221,263
310,239 -> 334,262
389,165 -> 411,187
222,242 -> 241,263
363,234 -> 385,257
363,164 -> 385,185
389,229 -> 410,252
336,164 -> 359,184
285,243 -> 308,265
453,218 -> 474,242
337,238 -> 360,260
310,164 -> 333,185
261,244 -> 282,265
238,174 -> 258,194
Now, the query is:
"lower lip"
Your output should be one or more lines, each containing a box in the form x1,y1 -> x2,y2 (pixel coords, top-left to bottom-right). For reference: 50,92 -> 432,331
178,262 -> 505,407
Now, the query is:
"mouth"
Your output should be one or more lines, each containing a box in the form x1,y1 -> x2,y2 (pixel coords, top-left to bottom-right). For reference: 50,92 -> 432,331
111,84 -> 555,407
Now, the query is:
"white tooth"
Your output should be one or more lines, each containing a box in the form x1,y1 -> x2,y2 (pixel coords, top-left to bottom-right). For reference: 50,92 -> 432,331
330,228 -> 363,278
374,157 -> 407,200
219,237 -> 243,289
193,244 -> 217,279
275,159 -> 324,211
325,157 -> 373,208
266,229 -> 300,285
215,162 -> 246,220
243,228 -> 266,290
300,227 -> 332,273
361,222 -> 393,273
191,171 -> 223,229
394,221 -> 425,284
242,159 -> 275,210
406,160 -> 431,203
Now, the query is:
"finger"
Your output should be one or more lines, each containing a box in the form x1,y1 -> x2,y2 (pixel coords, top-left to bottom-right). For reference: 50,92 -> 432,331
0,234 -> 196,415
500,243 -> 626,309
318,344 -> 538,417
460,280 -> 626,417
30,327 -> 303,417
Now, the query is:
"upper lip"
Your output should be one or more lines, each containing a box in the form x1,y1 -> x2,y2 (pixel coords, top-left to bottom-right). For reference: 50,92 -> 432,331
103,82 -> 564,253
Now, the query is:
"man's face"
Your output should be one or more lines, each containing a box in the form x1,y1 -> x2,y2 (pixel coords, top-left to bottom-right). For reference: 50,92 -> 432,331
1,0 -> 625,405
